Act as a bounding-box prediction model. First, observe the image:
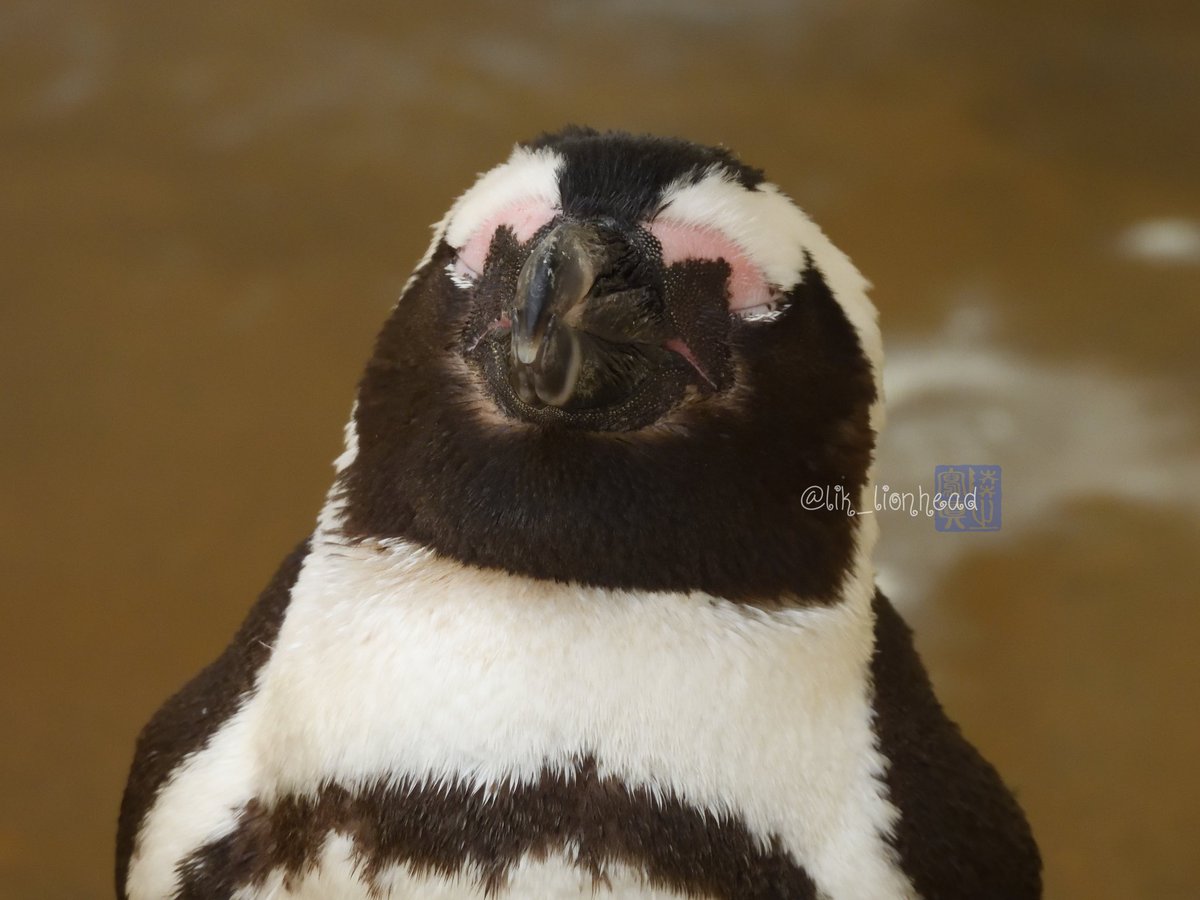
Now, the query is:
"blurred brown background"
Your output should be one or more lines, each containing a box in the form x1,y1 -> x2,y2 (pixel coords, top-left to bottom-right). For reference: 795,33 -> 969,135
2,1 -> 1198,898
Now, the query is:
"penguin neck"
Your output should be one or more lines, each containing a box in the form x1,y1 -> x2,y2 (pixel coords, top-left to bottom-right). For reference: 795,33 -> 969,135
312,475 -> 880,615
314,405 -> 881,608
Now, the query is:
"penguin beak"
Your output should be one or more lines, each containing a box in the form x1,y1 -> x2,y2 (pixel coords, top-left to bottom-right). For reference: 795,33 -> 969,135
507,221 -> 606,408
493,218 -> 687,418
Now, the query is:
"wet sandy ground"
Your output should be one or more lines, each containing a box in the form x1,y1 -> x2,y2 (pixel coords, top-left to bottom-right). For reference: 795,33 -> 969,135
2,1 -> 1198,897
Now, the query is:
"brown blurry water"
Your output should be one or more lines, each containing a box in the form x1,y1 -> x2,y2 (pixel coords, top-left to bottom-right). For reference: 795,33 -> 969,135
2,1 -> 1198,897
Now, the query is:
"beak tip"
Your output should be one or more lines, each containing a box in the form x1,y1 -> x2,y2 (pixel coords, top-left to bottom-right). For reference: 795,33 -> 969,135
513,339 -> 539,366
508,324 -> 583,409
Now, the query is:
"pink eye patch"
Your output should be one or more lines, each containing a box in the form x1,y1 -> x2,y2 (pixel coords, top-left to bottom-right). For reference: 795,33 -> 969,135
454,199 -> 558,276
454,204 -> 779,320
648,219 -> 776,313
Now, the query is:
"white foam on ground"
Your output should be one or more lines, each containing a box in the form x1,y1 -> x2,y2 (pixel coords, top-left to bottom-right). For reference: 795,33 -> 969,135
1117,218 -> 1200,265
874,306 -> 1200,606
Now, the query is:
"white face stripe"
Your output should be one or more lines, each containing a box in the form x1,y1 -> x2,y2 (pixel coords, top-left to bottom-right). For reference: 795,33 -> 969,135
396,144 -> 563,304
656,167 -> 810,292
443,145 -> 564,251
655,167 -> 883,377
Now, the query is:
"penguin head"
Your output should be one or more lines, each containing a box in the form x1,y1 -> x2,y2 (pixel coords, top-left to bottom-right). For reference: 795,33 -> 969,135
331,128 -> 882,603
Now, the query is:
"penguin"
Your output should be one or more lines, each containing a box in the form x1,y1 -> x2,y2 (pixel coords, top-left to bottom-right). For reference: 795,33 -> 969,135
117,127 -> 1041,900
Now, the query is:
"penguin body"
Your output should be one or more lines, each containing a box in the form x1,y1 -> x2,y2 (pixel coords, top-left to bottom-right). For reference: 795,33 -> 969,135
118,128 -> 1040,899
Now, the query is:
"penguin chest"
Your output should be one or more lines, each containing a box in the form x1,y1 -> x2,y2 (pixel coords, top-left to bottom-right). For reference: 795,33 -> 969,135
134,543 -> 913,899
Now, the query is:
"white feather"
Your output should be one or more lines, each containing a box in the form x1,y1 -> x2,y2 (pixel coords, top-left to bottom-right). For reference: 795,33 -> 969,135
442,145 -> 563,251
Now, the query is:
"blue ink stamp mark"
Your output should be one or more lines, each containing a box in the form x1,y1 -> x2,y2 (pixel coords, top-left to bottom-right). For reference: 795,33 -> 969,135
934,465 -> 1002,531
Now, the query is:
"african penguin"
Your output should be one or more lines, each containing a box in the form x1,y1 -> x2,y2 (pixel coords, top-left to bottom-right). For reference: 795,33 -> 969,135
117,127 -> 1041,900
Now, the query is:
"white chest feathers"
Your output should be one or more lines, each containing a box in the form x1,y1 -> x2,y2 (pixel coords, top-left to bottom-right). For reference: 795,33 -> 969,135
126,538 -> 915,900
